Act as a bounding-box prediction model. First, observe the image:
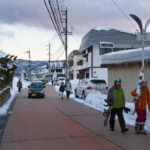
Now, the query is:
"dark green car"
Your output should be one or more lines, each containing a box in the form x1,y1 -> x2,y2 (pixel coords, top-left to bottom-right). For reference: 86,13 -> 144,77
28,81 -> 45,98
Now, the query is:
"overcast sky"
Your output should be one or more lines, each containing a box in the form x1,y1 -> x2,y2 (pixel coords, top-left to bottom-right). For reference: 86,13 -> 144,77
0,0 -> 150,60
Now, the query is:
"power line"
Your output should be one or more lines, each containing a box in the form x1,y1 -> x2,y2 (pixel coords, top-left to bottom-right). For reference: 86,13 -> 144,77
52,43 -> 64,56
48,0 -> 64,44
54,48 -> 65,60
111,0 -> 137,30
43,0 -> 65,46
43,0 -> 60,38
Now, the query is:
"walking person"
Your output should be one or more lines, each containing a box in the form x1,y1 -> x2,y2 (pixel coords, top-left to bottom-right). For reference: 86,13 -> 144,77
59,82 -> 65,99
17,79 -> 22,92
131,80 -> 150,134
51,79 -> 54,86
107,78 -> 128,133
65,79 -> 72,99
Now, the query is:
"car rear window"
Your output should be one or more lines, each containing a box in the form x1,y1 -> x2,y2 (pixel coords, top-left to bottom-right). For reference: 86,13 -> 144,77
59,78 -> 64,81
90,80 -> 106,84
30,83 -> 44,88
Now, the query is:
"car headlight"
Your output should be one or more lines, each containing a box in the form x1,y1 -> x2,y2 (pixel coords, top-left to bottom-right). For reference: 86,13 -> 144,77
29,90 -> 32,93
40,91 -> 44,93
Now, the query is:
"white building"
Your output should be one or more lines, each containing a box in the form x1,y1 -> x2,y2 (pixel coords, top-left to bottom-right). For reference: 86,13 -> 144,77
37,65 -> 49,82
68,50 -> 83,79
37,61 -> 66,82
79,26 -> 150,83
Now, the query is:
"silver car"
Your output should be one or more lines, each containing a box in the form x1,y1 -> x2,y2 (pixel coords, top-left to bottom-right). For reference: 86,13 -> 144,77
74,79 -> 108,100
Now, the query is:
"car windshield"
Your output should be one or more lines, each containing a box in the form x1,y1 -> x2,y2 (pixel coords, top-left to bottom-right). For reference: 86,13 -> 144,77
30,83 -> 43,88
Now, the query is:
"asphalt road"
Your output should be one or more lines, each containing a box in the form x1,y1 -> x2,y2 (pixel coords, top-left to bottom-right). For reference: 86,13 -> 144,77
0,85 -> 150,150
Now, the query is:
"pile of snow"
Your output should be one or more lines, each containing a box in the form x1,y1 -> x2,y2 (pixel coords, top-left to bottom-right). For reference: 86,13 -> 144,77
54,79 -> 150,132
0,77 -> 30,116
0,50 -> 6,58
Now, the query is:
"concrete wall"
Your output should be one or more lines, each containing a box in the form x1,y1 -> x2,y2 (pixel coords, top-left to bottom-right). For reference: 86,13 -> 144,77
93,44 -> 100,66
73,55 -> 82,79
108,63 -> 150,102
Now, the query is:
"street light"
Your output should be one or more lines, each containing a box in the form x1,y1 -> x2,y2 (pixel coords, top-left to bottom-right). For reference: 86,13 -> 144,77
130,14 -> 150,78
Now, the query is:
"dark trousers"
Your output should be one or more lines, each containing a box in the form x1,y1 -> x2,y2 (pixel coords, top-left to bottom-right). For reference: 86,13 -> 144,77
110,108 -> 125,131
66,91 -> 70,99
18,87 -> 21,92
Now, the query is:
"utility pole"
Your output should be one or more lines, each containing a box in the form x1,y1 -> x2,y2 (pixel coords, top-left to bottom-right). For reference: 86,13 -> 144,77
62,8 -> 72,81
48,43 -> 51,81
26,50 -> 31,81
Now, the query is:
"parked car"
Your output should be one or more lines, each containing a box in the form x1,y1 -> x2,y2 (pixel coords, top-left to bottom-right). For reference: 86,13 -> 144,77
58,77 -> 65,85
74,79 -> 108,100
28,81 -> 45,98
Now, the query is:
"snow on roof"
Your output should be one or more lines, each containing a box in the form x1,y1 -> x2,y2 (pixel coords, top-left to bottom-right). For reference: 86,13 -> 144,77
38,65 -> 47,69
0,50 -> 6,58
93,26 -> 134,35
101,47 -> 150,65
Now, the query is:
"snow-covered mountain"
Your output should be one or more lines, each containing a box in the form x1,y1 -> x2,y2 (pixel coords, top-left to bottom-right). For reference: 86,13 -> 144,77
15,59 -> 48,76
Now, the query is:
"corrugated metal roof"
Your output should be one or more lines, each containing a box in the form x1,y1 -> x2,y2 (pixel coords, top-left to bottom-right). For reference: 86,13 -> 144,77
80,27 -> 150,51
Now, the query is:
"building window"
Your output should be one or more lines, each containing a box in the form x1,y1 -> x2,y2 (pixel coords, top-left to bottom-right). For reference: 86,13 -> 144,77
56,69 -> 62,72
77,59 -> 83,65
69,60 -> 73,66
86,73 -> 89,78
99,42 -> 114,55
99,48 -> 113,55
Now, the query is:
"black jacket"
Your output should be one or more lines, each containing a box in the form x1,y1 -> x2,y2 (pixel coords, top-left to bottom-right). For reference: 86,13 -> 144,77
59,85 -> 65,92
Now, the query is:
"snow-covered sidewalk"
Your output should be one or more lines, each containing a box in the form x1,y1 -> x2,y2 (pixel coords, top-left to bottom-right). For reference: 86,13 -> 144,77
0,77 -> 30,117
53,79 -> 150,132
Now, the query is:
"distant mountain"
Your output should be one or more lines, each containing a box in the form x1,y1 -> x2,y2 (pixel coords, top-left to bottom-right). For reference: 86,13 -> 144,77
15,59 -> 48,76
15,59 -> 65,76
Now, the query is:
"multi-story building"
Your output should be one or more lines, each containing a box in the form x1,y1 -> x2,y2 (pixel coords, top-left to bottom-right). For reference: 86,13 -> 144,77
68,50 -> 82,79
37,60 -> 65,82
79,26 -> 150,82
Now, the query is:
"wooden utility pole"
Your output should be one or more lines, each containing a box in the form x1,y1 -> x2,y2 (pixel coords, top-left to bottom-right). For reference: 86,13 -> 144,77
49,43 -> 51,80
26,50 -> 31,81
62,8 -> 72,80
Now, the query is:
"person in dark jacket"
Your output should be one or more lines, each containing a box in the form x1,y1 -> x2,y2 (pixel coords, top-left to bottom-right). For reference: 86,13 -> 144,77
51,80 -> 54,86
107,78 -> 128,133
17,79 -> 22,92
59,82 -> 65,99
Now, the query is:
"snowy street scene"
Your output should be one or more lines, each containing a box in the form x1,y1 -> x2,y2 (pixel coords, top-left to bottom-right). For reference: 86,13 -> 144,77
1,0 -> 150,150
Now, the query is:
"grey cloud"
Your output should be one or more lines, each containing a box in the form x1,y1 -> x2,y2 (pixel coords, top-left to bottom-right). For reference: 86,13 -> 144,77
0,0 -> 52,28
0,0 -> 149,36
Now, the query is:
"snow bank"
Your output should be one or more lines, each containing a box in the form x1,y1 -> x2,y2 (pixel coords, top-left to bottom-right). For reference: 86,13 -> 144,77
0,77 -> 30,116
0,50 -> 6,58
54,79 -> 150,132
